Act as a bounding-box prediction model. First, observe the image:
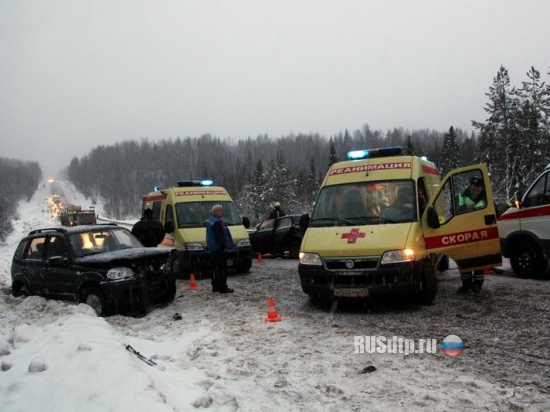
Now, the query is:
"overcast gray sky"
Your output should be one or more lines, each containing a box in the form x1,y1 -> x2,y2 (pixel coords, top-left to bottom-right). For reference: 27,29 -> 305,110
1,0 -> 549,177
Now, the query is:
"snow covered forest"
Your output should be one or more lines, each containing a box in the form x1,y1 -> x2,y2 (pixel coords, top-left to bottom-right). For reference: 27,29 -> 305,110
2,64 -> 550,227
0,159 -> 42,241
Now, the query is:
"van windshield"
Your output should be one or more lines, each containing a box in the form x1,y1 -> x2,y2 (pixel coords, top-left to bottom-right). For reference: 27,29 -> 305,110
310,180 -> 418,227
175,201 -> 243,228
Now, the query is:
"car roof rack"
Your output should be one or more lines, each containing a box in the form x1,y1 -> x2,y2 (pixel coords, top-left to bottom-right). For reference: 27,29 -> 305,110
28,228 -> 68,235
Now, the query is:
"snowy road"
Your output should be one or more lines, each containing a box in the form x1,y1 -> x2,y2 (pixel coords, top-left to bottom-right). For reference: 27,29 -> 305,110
107,257 -> 550,410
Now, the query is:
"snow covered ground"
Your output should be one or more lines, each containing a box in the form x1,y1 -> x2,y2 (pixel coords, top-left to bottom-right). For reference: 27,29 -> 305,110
1,182 -> 550,411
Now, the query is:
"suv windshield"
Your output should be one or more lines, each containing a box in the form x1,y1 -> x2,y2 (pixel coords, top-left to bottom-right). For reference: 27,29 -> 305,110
310,180 -> 418,227
175,201 -> 242,228
69,227 -> 142,257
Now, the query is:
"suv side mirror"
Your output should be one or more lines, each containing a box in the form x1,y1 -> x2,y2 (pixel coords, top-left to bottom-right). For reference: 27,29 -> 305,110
242,216 -> 250,229
426,206 -> 440,229
164,221 -> 174,233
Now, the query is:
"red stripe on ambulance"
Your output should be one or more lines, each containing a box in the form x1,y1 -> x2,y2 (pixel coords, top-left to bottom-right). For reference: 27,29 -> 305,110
425,227 -> 499,249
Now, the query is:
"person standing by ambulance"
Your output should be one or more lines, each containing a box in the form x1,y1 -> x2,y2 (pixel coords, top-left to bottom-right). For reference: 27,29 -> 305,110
132,208 -> 165,247
457,177 -> 486,293
206,205 -> 235,293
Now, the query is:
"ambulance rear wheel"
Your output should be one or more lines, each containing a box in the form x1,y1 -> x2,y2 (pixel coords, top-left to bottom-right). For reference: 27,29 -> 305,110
510,239 -> 547,279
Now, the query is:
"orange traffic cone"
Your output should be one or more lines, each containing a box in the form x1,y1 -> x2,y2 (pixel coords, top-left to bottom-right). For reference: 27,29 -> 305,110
264,297 -> 282,322
257,252 -> 264,264
188,273 -> 198,290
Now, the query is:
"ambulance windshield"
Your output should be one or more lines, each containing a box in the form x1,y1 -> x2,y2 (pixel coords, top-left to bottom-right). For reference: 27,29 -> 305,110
309,180 -> 419,227
175,201 -> 243,228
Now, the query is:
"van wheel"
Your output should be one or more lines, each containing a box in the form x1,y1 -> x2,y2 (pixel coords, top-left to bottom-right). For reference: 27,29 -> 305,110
510,239 -> 548,279
235,258 -> 252,273
418,261 -> 437,304
81,287 -> 110,317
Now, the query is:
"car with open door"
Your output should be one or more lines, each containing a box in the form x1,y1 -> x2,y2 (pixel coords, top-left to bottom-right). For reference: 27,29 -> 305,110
249,214 -> 305,258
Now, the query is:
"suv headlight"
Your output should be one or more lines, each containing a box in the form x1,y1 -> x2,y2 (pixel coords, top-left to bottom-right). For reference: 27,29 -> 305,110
107,267 -> 136,280
299,252 -> 322,266
237,239 -> 251,247
380,249 -> 415,265
185,243 -> 204,251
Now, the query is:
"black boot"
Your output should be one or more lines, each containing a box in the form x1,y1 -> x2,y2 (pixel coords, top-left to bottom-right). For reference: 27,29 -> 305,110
458,280 -> 471,293
472,280 -> 484,293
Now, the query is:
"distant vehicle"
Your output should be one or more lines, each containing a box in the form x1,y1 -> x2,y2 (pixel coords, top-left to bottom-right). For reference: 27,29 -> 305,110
10,224 -> 175,316
249,214 -> 305,259
59,207 -> 97,227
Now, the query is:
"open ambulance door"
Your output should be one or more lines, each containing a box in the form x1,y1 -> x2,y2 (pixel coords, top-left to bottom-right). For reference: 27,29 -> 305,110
422,163 -> 502,272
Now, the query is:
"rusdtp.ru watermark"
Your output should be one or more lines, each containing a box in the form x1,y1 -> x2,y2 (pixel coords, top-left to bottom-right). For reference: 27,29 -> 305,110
354,335 -> 465,356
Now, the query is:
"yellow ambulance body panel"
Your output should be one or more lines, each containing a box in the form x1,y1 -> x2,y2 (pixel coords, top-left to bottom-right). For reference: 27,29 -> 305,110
142,180 -> 252,278
299,147 -> 501,303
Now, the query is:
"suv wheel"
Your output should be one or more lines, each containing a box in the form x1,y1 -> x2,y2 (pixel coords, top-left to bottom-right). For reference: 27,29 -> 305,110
510,239 -> 548,279
81,287 -> 109,317
13,284 -> 29,298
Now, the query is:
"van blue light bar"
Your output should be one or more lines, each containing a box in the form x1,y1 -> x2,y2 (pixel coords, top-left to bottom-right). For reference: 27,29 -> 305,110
346,146 -> 403,160
177,179 -> 214,187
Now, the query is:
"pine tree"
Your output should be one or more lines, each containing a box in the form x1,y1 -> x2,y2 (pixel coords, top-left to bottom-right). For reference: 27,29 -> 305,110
473,65 -> 519,200
439,127 -> 461,176
515,66 -> 548,188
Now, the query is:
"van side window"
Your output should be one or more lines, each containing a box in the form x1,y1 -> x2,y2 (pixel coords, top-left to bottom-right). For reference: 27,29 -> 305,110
165,204 -> 174,226
523,173 -> 550,207
432,179 -> 454,224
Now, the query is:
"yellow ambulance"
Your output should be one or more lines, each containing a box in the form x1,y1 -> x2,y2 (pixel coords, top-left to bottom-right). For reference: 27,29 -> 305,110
299,147 -> 501,303
142,180 -> 252,278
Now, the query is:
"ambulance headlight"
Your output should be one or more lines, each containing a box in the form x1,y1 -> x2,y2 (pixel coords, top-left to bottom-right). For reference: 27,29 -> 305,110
299,253 -> 322,266
380,249 -> 415,264
237,239 -> 251,247
185,242 -> 204,251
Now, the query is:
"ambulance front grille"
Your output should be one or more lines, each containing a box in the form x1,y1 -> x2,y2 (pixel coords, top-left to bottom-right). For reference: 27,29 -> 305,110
323,257 -> 379,270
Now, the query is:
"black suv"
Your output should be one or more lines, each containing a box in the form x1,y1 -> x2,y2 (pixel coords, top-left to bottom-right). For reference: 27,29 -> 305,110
11,224 -> 176,316
249,214 -> 305,259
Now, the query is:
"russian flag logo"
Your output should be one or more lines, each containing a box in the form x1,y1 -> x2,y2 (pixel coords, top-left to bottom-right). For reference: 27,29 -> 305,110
442,335 -> 464,357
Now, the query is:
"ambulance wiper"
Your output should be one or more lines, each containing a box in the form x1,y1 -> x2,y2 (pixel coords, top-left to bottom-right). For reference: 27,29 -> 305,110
310,217 -> 355,226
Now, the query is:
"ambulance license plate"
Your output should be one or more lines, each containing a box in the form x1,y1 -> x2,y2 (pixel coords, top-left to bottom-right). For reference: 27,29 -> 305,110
334,288 -> 369,297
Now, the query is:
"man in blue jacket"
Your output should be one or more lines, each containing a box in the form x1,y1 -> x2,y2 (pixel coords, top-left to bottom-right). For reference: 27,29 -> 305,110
206,204 -> 235,293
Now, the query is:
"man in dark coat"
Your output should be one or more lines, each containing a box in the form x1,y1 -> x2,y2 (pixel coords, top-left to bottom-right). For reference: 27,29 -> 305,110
132,208 -> 165,247
206,204 -> 235,293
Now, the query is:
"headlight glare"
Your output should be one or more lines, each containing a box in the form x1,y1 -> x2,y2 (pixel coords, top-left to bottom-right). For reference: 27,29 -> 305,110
107,267 -> 135,280
380,249 -> 416,264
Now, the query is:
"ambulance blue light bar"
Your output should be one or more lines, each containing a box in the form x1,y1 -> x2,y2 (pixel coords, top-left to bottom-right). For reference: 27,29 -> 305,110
177,179 -> 214,187
347,146 -> 403,160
